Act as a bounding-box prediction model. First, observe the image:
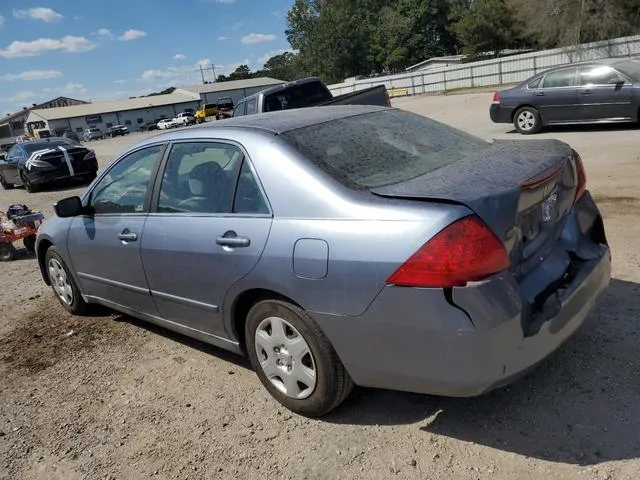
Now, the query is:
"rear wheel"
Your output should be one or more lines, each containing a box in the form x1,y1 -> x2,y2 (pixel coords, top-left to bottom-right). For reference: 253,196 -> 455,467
0,174 -> 14,190
20,171 -> 39,193
23,235 -> 36,252
0,243 -> 16,262
45,246 -> 89,315
246,299 -> 353,417
514,107 -> 542,134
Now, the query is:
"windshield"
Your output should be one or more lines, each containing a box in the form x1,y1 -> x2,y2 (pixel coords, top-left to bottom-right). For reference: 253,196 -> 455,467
264,81 -> 332,112
616,60 -> 640,82
279,109 -> 489,189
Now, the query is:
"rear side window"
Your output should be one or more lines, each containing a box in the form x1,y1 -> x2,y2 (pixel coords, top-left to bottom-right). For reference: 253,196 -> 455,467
279,110 -> 489,189
264,81 -> 332,112
234,102 -> 246,117
542,69 -> 576,88
246,99 -> 257,115
527,77 -> 542,89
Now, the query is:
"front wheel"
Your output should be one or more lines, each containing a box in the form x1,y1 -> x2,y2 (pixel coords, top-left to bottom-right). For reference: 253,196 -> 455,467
45,246 -> 90,315
514,107 -> 542,134
246,299 -> 353,417
20,171 -> 39,193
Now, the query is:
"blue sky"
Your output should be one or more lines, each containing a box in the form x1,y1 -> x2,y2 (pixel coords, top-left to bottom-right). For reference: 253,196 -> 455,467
0,0 -> 294,115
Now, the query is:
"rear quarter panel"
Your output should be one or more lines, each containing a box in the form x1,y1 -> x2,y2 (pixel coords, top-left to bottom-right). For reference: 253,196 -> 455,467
220,132 -> 471,329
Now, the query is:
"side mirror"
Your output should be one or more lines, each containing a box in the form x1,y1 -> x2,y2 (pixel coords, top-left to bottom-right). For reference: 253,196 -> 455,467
54,196 -> 86,218
607,77 -> 625,85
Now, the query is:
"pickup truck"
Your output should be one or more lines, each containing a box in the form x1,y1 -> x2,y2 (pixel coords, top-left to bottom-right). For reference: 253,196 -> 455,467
231,77 -> 390,117
174,112 -> 196,126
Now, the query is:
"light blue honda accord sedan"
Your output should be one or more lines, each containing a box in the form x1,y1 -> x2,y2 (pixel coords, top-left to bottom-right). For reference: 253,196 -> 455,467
35,105 -> 611,417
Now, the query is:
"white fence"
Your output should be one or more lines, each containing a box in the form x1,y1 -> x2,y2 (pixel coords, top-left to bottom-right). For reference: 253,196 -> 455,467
327,35 -> 640,96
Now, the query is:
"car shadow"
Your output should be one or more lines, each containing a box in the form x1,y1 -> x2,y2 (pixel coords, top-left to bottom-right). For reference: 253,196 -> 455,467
506,122 -> 639,135
324,278 -> 640,466
111,313 -> 252,371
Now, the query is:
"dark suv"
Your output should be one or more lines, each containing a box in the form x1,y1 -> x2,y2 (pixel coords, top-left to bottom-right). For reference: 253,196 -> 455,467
107,125 -> 130,137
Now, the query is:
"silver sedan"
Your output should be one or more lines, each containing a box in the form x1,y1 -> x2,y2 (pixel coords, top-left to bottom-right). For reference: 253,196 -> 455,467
35,105 -> 611,416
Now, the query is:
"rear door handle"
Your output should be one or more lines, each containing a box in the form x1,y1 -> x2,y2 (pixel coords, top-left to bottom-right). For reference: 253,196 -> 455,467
216,231 -> 250,248
118,230 -> 138,242
581,89 -> 592,95
534,91 -> 545,96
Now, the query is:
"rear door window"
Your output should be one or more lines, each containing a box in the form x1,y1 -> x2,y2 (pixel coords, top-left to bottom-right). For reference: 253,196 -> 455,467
541,68 -> 577,88
233,102 -> 246,117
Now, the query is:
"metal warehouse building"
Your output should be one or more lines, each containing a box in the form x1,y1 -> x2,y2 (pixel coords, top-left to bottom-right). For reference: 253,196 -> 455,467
175,77 -> 285,105
25,92 -> 202,136
22,77 -> 285,137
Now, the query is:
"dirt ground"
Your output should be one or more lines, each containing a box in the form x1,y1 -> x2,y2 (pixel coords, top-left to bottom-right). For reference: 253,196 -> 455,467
1,94 -> 639,480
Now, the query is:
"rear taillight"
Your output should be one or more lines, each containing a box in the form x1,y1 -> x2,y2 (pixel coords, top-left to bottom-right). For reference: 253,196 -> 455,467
492,91 -> 500,104
386,215 -> 511,288
573,150 -> 587,202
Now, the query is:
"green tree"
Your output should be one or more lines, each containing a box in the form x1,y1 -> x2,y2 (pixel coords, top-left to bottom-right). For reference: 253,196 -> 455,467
262,51 -> 303,81
450,0 -> 523,56
227,65 -> 252,81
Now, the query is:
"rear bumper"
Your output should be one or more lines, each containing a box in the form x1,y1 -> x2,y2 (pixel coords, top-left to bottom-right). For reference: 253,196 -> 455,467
313,201 -> 611,397
26,158 -> 98,185
490,104 -> 513,124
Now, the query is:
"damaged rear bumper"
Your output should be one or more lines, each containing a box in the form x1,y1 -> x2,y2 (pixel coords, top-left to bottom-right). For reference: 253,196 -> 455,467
312,193 -> 611,397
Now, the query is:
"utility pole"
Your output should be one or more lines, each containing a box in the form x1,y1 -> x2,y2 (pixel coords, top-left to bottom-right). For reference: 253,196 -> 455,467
199,64 -> 205,84
194,64 -> 218,83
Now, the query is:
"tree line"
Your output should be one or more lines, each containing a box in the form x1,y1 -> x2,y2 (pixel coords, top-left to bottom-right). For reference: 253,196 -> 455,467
215,0 -> 640,86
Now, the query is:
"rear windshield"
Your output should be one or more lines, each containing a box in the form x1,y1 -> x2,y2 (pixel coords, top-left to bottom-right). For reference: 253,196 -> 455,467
264,81 -> 333,112
279,109 -> 489,189
22,139 -> 75,153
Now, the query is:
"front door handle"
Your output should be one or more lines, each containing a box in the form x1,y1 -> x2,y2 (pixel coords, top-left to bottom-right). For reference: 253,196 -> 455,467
118,230 -> 138,242
216,231 -> 250,248
580,89 -> 592,95
534,91 -> 545,96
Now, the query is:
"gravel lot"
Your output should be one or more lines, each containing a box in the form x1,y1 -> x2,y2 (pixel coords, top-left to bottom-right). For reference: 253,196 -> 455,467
1,94 -> 639,480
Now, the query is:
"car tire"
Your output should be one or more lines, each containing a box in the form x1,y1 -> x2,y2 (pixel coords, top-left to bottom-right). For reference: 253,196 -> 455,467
20,171 -> 39,193
23,235 -> 36,252
245,299 -> 353,417
0,174 -> 14,190
0,243 -> 16,262
44,246 -> 90,315
514,107 -> 542,134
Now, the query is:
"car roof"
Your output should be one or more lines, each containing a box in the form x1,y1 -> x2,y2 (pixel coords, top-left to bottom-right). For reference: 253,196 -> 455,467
539,57 -> 634,74
190,105 -> 392,135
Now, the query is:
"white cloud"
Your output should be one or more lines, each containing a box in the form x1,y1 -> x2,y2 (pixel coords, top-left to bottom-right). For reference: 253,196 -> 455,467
217,35 -> 229,41
195,58 -> 211,67
241,33 -> 276,45
118,29 -> 147,41
13,7 -> 63,23
97,28 -> 112,37
0,36 -> 95,58
1,70 -> 62,81
43,82 -> 88,97
137,58 -> 246,85
173,53 -> 186,60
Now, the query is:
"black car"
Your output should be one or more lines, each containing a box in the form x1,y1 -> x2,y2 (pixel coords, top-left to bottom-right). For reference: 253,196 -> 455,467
107,125 -> 130,137
0,138 -> 98,193
490,58 -> 640,134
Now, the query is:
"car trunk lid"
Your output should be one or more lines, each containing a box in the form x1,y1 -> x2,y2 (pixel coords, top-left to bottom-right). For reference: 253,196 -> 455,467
370,139 -> 581,280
